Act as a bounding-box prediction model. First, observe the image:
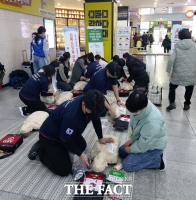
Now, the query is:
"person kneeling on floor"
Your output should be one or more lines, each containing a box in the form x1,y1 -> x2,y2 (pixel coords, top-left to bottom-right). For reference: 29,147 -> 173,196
28,90 -> 114,177
56,52 -> 73,91
19,65 -> 57,116
119,91 -> 167,172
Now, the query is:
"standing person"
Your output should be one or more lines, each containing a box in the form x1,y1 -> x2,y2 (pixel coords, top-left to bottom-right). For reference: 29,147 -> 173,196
133,33 -> 140,47
28,90 -> 114,176
83,62 -> 124,118
141,32 -> 148,50
119,91 -> 167,172
95,54 -> 108,68
56,52 -> 72,91
30,32 -> 37,62
123,53 -> 146,70
69,54 -> 88,87
162,35 -> 171,53
19,65 -> 57,116
166,29 -> 196,111
83,53 -> 102,80
149,34 -> 154,48
31,26 -> 50,74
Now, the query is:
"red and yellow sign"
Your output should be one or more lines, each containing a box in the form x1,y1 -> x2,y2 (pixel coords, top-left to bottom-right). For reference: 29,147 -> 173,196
185,10 -> 194,18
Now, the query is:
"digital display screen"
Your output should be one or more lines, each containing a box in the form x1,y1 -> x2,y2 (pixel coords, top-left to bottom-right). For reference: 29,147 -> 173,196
44,18 -> 55,48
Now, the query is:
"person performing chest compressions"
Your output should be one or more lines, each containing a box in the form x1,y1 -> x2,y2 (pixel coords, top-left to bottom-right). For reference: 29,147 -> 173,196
27,90 -> 114,177
19,65 -> 57,116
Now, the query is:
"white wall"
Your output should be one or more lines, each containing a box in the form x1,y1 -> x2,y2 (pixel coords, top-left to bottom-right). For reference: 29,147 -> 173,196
0,9 -> 56,85
129,12 -> 139,28
117,20 -> 128,26
141,13 -> 193,22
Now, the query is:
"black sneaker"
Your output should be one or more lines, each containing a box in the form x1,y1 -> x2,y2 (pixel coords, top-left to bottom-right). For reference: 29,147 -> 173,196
19,107 -> 27,117
28,141 -> 42,160
183,104 -> 190,111
158,153 -> 166,171
166,103 -> 176,111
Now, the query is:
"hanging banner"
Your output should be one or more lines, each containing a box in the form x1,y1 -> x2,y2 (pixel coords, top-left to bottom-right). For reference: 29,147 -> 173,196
87,26 -> 104,57
63,26 -> 80,65
171,24 -> 189,53
116,27 -> 131,58
0,0 -> 55,18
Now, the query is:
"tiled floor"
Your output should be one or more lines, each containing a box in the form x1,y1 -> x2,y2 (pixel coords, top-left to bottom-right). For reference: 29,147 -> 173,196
0,44 -> 196,200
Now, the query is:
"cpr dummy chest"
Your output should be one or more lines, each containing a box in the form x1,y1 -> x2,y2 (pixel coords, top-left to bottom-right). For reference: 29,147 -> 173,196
55,92 -> 73,105
90,135 -> 120,172
73,81 -> 87,90
20,111 -> 49,137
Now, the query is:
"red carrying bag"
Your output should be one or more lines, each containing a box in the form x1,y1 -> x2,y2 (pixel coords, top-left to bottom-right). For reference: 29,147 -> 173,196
119,89 -> 130,97
47,105 -> 58,111
0,134 -> 23,159
72,90 -> 83,97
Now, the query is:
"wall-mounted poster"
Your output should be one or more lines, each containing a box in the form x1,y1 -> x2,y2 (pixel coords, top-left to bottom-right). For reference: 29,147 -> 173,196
87,26 -> 104,57
171,24 -> 189,53
116,27 -> 131,58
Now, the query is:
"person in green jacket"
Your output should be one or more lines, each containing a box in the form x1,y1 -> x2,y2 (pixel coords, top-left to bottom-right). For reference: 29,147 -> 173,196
119,91 -> 167,171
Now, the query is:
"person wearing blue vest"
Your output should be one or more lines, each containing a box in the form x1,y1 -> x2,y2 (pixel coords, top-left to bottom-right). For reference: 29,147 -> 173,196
84,53 -> 102,79
19,65 -> 57,116
123,52 -> 146,70
83,61 -> 124,118
119,91 -> 167,172
31,26 -> 50,74
28,90 -> 114,176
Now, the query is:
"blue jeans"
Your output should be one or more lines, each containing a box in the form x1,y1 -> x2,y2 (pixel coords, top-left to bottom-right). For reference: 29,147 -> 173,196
119,145 -> 163,172
33,55 -> 47,74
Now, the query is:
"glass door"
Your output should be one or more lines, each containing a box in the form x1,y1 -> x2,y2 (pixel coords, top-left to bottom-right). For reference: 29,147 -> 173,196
68,19 -> 78,26
56,18 -> 67,50
79,20 -> 85,51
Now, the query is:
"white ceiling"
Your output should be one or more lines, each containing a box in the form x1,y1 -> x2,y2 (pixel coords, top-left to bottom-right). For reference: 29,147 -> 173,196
54,0 -> 196,12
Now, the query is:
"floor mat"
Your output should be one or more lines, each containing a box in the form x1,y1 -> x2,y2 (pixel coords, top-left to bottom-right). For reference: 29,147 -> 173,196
0,93 -> 134,200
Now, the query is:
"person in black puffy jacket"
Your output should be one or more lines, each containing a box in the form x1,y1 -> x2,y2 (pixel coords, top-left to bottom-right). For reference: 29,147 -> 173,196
126,59 -> 149,90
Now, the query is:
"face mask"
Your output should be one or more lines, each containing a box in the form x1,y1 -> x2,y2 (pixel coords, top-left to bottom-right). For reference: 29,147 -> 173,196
130,111 -> 141,116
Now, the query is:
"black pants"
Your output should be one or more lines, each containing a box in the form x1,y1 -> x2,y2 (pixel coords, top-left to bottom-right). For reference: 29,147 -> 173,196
38,134 -> 87,177
57,81 -> 72,91
169,83 -> 194,105
143,42 -> 147,50
164,47 -> 170,53
19,93 -> 46,114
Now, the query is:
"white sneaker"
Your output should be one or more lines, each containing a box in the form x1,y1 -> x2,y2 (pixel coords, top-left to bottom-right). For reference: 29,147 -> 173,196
19,107 -> 25,117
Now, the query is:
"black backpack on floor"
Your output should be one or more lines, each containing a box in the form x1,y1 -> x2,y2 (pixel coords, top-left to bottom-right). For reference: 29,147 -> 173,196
9,70 -> 29,89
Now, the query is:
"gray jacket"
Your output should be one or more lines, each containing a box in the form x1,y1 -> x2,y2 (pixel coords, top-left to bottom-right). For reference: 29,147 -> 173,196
166,39 -> 196,86
70,58 -> 85,85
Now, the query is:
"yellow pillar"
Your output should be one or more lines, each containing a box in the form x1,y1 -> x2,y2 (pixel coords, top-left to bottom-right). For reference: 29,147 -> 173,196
84,0 -> 118,61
